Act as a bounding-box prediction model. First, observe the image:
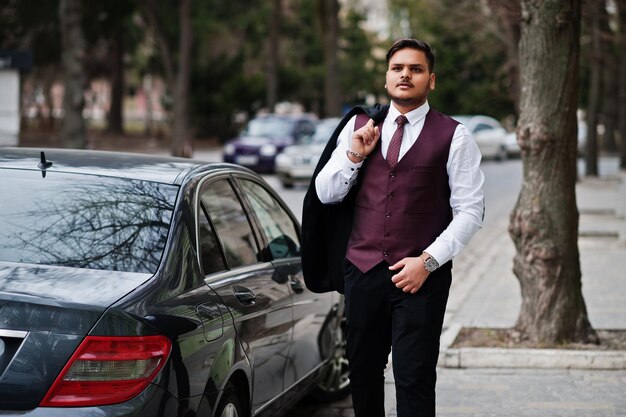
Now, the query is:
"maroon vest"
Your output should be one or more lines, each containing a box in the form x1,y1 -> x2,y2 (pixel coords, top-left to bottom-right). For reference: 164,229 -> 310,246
346,109 -> 459,272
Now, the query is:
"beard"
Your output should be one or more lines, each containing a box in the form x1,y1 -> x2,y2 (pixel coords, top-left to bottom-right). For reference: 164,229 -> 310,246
387,88 -> 429,109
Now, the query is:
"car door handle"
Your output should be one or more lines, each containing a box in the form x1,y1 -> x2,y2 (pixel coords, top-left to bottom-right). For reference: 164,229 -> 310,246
233,285 -> 256,305
289,276 -> 305,294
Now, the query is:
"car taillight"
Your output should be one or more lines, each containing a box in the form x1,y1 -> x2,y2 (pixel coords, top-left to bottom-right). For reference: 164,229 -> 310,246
40,335 -> 172,407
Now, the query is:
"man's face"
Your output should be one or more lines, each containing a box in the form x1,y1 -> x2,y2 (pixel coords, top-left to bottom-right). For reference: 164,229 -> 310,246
385,48 -> 435,110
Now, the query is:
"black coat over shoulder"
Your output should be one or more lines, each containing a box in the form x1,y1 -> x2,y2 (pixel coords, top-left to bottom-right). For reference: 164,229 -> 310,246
301,104 -> 389,293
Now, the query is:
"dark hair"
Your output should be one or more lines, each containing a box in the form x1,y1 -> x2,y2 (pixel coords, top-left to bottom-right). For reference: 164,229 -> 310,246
385,38 -> 435,72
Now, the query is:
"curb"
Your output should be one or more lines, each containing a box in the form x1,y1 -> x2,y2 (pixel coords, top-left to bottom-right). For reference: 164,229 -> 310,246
438,324 -> 626,370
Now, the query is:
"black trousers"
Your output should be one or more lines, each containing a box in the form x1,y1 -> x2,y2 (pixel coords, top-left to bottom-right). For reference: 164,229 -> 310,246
343,260 -> 452,417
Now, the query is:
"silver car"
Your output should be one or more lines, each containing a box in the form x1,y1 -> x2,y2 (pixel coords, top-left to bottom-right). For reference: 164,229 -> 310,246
275,118 -> 341,188
453,115 -> 508,161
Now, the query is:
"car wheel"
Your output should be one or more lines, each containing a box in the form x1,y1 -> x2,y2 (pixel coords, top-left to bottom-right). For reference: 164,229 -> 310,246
308,313 -> 351,402
216,383 -> 244,417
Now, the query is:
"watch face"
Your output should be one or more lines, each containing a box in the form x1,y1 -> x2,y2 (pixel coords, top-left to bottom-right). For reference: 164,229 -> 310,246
425,258 -> 437,272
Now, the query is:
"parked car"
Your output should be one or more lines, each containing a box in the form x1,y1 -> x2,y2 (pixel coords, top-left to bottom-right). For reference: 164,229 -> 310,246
452,115 -> 508,161
223,114 -> 317,173
275,117 -> 341,188
502,131 -> 520,158
0,148 -> 349,417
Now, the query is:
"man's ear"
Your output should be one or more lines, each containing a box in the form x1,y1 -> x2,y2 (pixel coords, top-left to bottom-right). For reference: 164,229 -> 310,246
430,73 -> 436,90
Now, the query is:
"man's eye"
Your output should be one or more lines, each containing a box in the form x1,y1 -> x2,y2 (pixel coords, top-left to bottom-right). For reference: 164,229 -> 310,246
411,67 -> 422,73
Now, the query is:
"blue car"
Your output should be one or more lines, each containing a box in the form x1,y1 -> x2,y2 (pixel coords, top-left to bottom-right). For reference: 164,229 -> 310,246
223,114 -> 317,173
0,148 -> 349,417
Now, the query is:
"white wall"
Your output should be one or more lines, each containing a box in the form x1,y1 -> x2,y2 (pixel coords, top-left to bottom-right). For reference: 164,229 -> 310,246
0,70 -> 19,146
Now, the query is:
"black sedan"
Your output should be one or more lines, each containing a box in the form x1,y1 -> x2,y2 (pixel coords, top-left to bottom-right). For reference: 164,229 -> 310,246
0,148 -> 349,417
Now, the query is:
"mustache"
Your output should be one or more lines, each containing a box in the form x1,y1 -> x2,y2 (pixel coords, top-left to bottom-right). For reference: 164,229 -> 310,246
397,81 -> 414,87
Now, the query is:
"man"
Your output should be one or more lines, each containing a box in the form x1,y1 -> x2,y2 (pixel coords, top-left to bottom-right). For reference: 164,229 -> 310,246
301,39 -> 485,417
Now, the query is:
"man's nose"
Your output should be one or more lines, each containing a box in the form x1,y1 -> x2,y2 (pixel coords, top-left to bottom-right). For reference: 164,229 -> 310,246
401,68 -> 411,78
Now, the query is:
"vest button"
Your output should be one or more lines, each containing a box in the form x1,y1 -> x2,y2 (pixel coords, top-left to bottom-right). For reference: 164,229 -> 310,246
387,192 -> 394,198
384,233 -> 390,238
389,172 -> 396,178
385,213 -> 391,218
383,252 -> 389,257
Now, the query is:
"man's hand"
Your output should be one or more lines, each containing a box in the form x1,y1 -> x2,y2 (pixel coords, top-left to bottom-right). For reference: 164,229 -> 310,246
350,119 -> 380,158
389,257 -> 429,294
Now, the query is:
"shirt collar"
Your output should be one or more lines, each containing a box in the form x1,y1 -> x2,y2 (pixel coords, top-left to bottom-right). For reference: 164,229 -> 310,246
389,101 -> 430,126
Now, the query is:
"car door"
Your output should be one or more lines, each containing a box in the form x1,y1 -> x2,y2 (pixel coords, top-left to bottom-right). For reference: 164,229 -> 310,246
235,176 -> 336,392
197,175 -> 293,415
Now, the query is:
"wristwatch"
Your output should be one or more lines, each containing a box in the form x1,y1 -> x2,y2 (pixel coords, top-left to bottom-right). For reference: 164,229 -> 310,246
419,253 -> 439,273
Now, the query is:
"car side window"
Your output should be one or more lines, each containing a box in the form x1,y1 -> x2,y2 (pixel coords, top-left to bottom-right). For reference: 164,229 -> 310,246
239,179 -> 301,260
474,123 -> 492,133
198,206 -> 227,276
200,179 -> 260,269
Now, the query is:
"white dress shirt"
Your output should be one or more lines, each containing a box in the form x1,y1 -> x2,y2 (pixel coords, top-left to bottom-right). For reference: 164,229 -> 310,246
315,101 -> 485,266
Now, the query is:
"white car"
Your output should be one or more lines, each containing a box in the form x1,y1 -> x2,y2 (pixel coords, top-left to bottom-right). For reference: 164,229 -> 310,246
276,117 -> 341,188
453,115 -> 508,161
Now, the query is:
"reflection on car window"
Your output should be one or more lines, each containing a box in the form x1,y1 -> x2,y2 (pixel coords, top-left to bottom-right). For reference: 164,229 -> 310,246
200,180 -> 259,268
244,118 -> 293,138
198,206 -> 227,276
239,180 -> 301,260
474,123 -> 493,133
0,171 -> 178,273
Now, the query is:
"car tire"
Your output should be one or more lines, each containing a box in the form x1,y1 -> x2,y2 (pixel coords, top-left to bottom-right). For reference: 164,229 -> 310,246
307,313 -> 351,403
216,383 -> 244,417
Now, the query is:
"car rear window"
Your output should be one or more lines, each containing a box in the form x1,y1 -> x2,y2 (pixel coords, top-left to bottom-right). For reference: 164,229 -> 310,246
0,170 -> 179,273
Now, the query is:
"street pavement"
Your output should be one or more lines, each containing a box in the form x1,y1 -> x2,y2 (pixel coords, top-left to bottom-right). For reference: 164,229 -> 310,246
187,149 -> 626,416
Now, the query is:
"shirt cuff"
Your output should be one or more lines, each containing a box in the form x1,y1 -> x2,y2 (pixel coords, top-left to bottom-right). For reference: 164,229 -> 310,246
340,151 -> 363,180
424,240 -> 452,267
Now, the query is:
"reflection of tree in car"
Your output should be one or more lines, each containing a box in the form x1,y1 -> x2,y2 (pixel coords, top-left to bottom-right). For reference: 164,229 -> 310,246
1,177 -> 177,273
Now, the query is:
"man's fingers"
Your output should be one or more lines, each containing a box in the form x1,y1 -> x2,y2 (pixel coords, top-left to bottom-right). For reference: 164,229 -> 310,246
389,260 -> 404,271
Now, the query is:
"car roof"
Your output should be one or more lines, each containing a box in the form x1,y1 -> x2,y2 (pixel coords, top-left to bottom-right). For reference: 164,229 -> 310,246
452,114 -> 501,127
253,113 -> 317,121
0,147 -> 242,185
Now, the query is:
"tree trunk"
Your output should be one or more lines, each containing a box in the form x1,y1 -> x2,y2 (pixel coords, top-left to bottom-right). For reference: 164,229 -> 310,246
585,0 -> 602,176
487,0 -> 521,113
509,0 -> 597,344
320,0 -> 341,117
107,30 -> 124,134
171,0 -> 193,157
266,0 -> 281,113
617,0 -> 626,169
58,0 -> 87,149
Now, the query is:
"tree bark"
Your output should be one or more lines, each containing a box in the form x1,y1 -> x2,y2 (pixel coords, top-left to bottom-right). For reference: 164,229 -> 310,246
585,0 -> 602,176
171,0 -> 193,157
617,0 -> 626,169
107,30 -> 124,134
509,0 -> 597,344
58,0 -> 87,149
266,0 -> 281,113
320,0 -> 341,117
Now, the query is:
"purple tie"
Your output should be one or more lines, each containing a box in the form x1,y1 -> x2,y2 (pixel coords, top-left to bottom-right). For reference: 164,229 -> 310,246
386,115 -> 408,168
